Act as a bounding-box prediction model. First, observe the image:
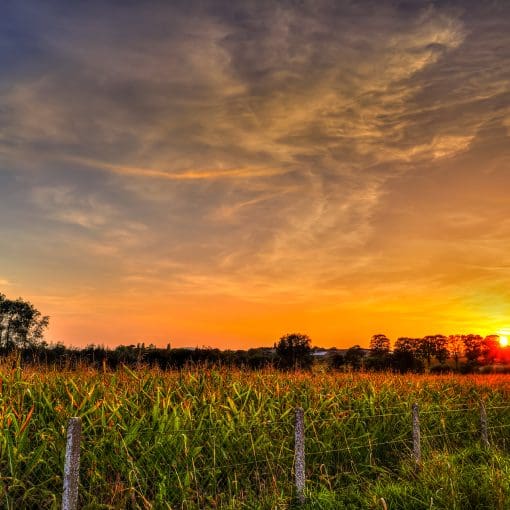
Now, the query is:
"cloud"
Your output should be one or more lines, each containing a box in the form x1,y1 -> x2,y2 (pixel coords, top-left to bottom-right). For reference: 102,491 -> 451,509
58,156 -> 288,181
1,1 -> 469,172
0,0 -> 509,345
30,185 -> 117,229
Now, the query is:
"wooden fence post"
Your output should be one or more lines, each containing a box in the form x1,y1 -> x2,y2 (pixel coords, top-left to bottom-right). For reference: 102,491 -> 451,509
62,417 -> 82,510
412,403 -> 421,472
294,407 -> 305,504
480,401 -> 489,448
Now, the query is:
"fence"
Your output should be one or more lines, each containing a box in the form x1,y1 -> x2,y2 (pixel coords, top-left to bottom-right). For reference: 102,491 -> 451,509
58,401 -> 510,508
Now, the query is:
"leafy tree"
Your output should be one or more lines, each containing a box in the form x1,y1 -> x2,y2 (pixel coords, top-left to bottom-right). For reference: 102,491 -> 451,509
245,348 -> 275,369
369,334 -> 390,354
329,352 -> 345,371
274,333 -> 312,370
392,337 -> 424,373
0,294 -> 49,351
344,345 -> 365,371
462,334 -> 484,363
448,335 -> 465,371
481,335 -> 500,365
418,335 -> 449,368
366,334 -> 391,371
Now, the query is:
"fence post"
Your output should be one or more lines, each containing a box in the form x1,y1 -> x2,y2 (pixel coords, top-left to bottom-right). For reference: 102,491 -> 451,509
480,401 -> 489,448
62,417 -> 82,510
294,407 -> 305,505
412,403 -> 421,472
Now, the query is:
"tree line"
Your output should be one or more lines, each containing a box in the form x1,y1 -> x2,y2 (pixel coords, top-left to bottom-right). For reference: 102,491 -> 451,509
274,333 -> 509,373
1,294 -> 507,373
361,333 -> 508,373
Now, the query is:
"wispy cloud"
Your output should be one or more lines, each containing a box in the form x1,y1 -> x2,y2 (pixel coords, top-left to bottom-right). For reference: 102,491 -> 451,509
59,156 -> 289,181
1,0 -> 509,346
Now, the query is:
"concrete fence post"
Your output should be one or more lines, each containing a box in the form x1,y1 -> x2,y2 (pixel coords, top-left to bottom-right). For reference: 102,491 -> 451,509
62,417 -> 82,510
480,401 -> 489,448
294,407 -> 305,504
412,403 -> 421,473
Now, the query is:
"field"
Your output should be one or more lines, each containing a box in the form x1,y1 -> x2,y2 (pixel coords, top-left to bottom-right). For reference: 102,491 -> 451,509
2,365 -> 510,509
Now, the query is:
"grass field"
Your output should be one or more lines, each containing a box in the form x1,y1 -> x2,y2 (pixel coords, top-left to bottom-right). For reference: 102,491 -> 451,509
1,365 -> 510,509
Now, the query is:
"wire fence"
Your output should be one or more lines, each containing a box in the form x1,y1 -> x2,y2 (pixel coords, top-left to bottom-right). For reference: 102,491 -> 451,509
50,401 -> 510,508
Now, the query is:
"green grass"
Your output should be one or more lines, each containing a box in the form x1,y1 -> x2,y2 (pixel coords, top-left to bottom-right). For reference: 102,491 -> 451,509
1,365 -> 510,508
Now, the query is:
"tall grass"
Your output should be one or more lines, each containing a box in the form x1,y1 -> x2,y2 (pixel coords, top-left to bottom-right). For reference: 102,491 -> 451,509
1,365 -> 510,508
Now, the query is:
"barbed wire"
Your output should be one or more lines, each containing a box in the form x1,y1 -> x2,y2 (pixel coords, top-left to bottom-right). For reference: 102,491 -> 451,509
485,404 -> 510,411
84,420 -> 510,485
486,423 -> 510,431
310,405 -> 480,422
85,402 -> 510,438
306,437 -> 412,457
189,452 -> 296,474
187,423 -> 510,474
322,400 -> 476,413
246,404 -> 502,432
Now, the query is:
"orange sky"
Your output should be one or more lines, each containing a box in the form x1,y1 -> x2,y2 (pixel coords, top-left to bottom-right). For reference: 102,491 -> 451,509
1,1 -> 509,349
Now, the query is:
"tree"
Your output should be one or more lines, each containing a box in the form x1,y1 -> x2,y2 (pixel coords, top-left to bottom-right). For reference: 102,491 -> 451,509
329,352 -> 345,371
0,294 -> 49,351
275,333 -> 312,370
462,334 -> 484,364
369,334 -> 390,354
344,345 -> 365,371
366,334 -> 391,371
418,335 -> 449,368
448,335 -> 464,371
392,337 -> 424,373
481,335 -> 500,365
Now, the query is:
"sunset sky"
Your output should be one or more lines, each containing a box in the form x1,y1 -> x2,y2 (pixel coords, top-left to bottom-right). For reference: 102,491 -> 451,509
1,0 -> 509,349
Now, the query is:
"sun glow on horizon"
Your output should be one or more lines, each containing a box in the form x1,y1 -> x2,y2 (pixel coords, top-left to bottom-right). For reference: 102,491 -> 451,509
498,329 -> 510,347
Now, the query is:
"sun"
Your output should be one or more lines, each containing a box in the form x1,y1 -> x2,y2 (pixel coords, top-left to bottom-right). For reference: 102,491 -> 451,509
499,335 -> 509,347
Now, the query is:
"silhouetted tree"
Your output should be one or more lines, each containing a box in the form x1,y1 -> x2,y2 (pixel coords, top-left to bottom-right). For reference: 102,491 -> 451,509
448,335 -> 464,371
0,294 -> 49,351
392,337 -> 424,373
344,345 -> 365,371
481,335 -> 500,365
275,333 -> 312,370
366,334 -> 391,371
245,348 -> 275,369
418,335 -> 448,368
462,334 -> 484,364
329,352 -> 345,371
369,334 -> 390,354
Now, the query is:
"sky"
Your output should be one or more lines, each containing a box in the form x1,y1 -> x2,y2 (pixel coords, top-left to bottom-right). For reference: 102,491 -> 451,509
1,0 -> 509,349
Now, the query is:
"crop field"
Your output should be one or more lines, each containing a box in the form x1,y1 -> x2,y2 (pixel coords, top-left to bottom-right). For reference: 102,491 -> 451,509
2,365 -> 510,509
